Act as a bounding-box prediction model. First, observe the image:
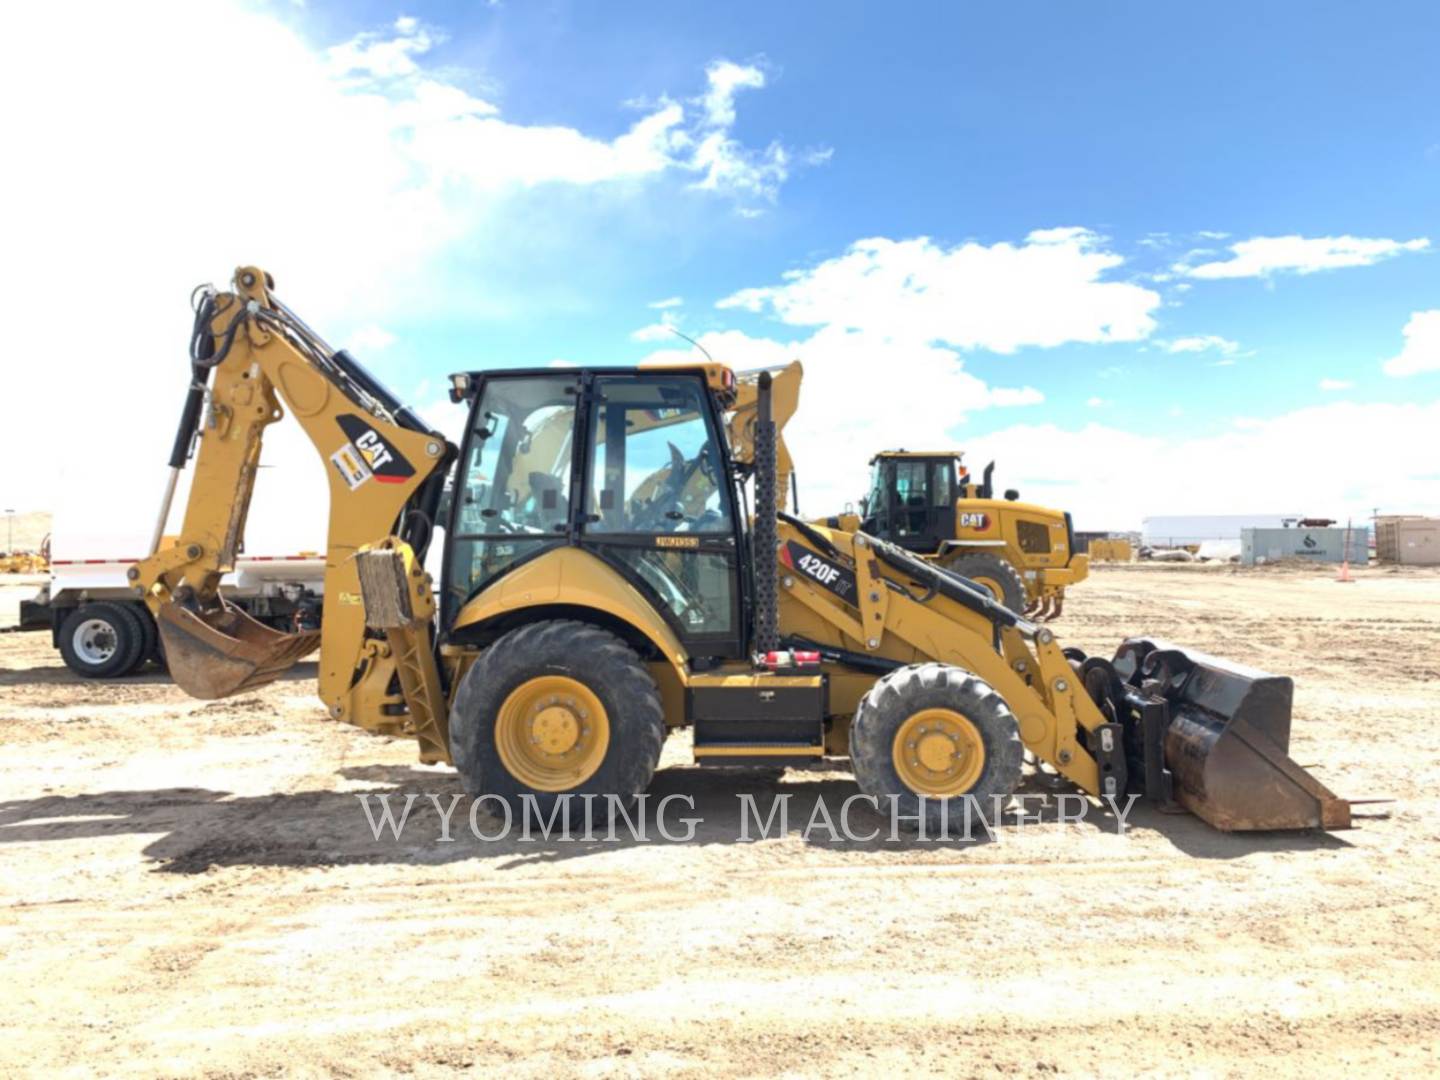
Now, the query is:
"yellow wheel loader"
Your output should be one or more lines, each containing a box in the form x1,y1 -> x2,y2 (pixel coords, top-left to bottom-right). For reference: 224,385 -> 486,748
130,268 -> 1352,833
823,451 -> 1086,620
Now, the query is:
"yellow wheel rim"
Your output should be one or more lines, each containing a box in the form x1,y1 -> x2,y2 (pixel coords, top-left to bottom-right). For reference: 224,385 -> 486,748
495,675 -> 610,792
892,708 -> 986,796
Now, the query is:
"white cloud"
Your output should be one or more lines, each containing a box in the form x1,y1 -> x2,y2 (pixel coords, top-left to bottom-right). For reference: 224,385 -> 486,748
971,400 -> 1440,530
649,296 -> 684,310
1086,396 -> 1108,407
685,60 -> 801,202
1163,335 -> 1240,355
640,325 -> 1044,512
1381,310 -> 1440,377
700,60 -> 765,128
719,229 -> 1160,353
327,15 -> 448,81
630,227 -> 1166,511
345,325 -> 398,352
1179,234 -> 1429,279
1318,378 -> 1353,391
0,2 -> 816,522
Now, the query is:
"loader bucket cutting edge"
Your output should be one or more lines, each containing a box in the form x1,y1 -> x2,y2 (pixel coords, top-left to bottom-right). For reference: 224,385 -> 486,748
1113,638 -> 1351,832
156,599 -> 320,700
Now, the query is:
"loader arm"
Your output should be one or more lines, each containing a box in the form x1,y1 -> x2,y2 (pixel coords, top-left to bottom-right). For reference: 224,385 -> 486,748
767,512 -> 1351,830
131,267 -> 454,736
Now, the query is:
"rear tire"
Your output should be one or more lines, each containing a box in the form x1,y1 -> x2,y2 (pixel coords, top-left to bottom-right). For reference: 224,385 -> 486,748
850,663 -> 1023,833
449,620 -> 666,817
947,553 -> 1027,614
132,602 -> 159,671
58,602 -> 147,678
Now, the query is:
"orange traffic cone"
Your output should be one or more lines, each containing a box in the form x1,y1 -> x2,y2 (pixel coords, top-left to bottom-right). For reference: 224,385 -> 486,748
1337,560 -> 1353,583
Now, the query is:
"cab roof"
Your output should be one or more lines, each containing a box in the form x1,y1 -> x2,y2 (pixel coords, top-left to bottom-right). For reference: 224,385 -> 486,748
447,362 -> 735,402
869,450 -> 965,463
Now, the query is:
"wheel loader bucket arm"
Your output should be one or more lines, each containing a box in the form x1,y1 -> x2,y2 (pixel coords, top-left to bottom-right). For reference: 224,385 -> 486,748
769,515 -> 1352,832
131,268 -> 453,717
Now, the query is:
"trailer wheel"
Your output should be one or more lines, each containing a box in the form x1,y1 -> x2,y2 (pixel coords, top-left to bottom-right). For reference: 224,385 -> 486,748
850,663 -> 1023,833
946,552 -> 1027,614
57,602 -> 148,679
449,620 -> 666,817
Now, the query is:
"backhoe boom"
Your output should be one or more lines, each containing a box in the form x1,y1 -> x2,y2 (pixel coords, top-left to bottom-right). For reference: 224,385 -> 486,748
132,267 -> 453,732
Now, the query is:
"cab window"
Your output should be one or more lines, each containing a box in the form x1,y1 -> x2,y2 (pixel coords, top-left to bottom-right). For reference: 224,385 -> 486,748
447,376 -> 578,609
586,378 -> 732,534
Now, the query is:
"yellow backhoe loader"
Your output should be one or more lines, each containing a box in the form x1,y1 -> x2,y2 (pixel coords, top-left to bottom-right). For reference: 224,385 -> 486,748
823,452 -> 1086,620
129,268 -> 1352,832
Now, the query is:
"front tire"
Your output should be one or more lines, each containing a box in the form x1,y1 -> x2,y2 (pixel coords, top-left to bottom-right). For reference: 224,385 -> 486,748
850,663 -> 1023,833
449,620 -> 666,816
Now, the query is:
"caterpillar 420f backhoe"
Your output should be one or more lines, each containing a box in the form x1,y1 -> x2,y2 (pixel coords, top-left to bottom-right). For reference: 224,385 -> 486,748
130,268 -> 1351,832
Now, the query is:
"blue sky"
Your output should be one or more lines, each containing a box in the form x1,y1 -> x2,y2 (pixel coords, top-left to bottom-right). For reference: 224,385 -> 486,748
4,0 -> 1437,529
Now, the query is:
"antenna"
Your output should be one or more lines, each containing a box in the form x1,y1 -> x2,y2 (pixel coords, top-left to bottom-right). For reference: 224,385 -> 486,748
668,327 -> 714,364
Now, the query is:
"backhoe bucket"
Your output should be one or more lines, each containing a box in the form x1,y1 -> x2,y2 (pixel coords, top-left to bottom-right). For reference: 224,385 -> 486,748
1112,639 -> 1351,831
155,597 -> 320,700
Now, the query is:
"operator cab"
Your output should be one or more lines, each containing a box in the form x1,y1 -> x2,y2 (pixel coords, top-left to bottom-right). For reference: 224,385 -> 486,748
860,451 -> 965,554
443,368 -> 747,658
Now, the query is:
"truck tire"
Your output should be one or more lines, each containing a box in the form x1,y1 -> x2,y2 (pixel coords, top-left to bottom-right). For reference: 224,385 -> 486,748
449,620 -> 666,818
57,602 -> 148,679
947,552 -> 1027,614
850,663 -> 1023,834
132,602 -> 159,670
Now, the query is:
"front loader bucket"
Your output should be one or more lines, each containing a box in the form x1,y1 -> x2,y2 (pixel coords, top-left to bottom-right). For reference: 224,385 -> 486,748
1112,639 -> 1351,831
156,598 -> 320,700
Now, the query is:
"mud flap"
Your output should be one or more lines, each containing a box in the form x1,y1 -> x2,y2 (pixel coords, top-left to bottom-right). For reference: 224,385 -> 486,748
1111,638 -> 1351,831
155,597 -> 320,700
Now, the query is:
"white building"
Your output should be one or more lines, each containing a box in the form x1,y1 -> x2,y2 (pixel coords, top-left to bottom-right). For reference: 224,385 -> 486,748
1142,514 -> 1303,547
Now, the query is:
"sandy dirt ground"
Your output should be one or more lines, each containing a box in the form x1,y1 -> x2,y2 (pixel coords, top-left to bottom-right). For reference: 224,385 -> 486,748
2,563 -> 1438,1077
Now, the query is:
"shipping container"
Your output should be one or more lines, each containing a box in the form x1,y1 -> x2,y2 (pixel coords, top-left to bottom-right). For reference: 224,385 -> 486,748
1376,517 -> 1440,565
1241,527 -> 1369,566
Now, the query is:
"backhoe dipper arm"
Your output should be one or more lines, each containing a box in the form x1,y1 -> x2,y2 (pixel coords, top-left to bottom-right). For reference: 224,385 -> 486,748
132,267 -> 453,724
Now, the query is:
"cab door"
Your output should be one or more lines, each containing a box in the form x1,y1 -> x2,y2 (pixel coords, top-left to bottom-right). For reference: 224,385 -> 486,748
871,459 -> 952,553
579,374 -> 743,658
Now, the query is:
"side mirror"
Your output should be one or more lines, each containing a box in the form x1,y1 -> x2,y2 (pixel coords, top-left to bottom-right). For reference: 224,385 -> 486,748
858,496 -> 869,514
1004,489 -> 1019,502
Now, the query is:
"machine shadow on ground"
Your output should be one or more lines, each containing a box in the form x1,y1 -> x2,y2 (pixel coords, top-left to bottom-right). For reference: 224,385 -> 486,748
0,758 -> 1347,874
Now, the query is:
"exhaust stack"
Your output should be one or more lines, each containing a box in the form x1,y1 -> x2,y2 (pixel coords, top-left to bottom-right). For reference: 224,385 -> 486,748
751,371 -> 779,655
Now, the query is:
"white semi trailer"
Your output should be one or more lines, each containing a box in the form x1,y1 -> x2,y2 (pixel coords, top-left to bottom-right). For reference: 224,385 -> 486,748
24,549 -> 325,678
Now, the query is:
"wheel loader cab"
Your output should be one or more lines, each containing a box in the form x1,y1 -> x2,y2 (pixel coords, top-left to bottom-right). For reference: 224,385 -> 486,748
443,369 -> 747,658
860,453 -> 959,554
